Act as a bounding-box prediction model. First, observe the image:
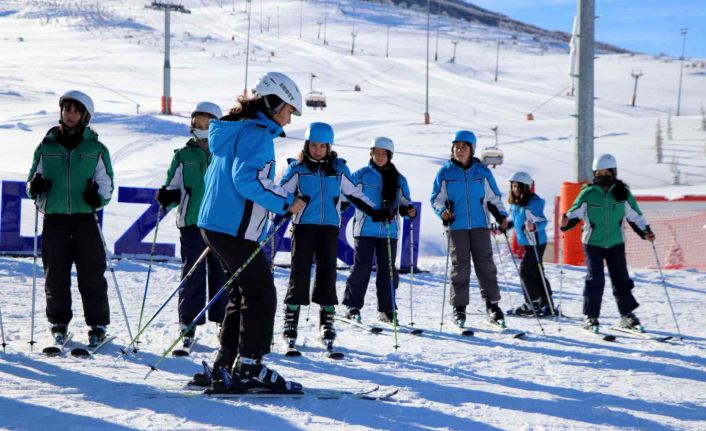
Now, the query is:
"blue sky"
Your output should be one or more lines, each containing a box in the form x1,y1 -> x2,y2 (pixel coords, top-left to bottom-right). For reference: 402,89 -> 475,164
468,0 -> 705,58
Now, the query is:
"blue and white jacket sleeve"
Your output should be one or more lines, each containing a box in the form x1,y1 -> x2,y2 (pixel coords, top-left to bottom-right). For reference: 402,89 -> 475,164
278,162 -> 299,195
430,168 -> 449,219
483,169 -> 508,222
340,164 -> 376,214
232,132 -> 294,215
398,174 -> 413,217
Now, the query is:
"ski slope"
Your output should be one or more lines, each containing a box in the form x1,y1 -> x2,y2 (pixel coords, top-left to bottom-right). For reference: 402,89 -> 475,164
0,0 -> 705,429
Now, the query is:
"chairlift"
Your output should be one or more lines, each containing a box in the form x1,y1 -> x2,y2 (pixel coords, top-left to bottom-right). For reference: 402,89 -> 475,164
480,146 -> 504,168
305,73 -> 327,109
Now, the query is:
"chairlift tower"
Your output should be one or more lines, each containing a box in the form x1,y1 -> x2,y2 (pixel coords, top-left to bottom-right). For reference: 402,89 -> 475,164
145,1 -> 190,115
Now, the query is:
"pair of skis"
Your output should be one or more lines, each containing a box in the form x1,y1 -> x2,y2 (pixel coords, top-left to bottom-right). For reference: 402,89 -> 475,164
334,316 -> 424,336
42,333 -> 116,358
149,384 -> 399,401
285,337 -> 344,360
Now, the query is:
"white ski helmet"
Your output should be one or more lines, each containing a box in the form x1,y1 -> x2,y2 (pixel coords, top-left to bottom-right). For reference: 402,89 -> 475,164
592,154 -> 618,171
508,171 -> 533,186
370,136 -> 394,153
192,101 -> 222,119
254,72 -> 303,116
59,90 -> 95,124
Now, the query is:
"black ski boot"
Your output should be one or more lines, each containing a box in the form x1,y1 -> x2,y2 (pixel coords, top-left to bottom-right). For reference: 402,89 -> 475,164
88,325 -> 107,347
282,305 -> 300,340
233,356 -> 302,393
512,302 -> 538,317
319,306 -> 336,341
620,312 -> 642,331
377,311 -> 396,324
345,307 -> 361,322
453,306 -> 466,328
50,323 -> 68,344
583,316 -> 600,332
188,361 -> 215,388
486,301 -> 505,326
180,324 -> 196,348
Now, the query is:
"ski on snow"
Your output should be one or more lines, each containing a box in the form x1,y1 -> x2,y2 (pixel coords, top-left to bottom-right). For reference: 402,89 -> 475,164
283,338 -> 344,360
374,319 -> 424,335
334,316 -> 383,334
71,335 -> 117,358
609,326 -> 672,342
146,385 -> 398,401
172,337 -> 200,357
42,332 -> 74,357
482,320 -> 526,339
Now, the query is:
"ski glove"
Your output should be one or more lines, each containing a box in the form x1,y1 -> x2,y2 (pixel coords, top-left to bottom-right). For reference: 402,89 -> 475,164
29,174 -> 51,198
399,204 -> 417,219
156,186 -> 181,208
84,181 -> 103,209
371,208 -> 394,223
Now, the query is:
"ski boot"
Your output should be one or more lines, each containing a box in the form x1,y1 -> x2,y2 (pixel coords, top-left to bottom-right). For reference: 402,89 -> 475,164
282,305 -> 300,341
512,302 -> 538,317
193,347 -> 237,388
377,310 -> 396,324
619,312 -> 643,332
88,325 -> 107,348
188,361 -> 215,388
233,356 -> 302,393
453,306 -> 466,328
319,306 -> 336,342
583,316 -> 600,333
486,301 -> 506,327
179,324 -> 196,349
345,307 -> 361,323
50,323 -> 68,344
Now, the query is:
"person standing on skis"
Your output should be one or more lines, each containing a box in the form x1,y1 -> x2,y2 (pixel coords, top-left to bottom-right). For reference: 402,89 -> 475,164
277,122 -> 383,349
26,90 -> 114,347
506,171 -> 555,317
561,154 -> 655,332
430,130 -> 509,329
157,101 -> 228,348
195,72 -> 307,393
342,137 -> 416,324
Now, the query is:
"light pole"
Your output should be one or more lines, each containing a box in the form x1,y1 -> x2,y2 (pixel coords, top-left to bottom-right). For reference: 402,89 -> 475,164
450,40 -> 458,64
386,25 -> 390,58
276,6 -> 280,39
576,0 -> 595,182
244,0 -> 252,96
145,1 -> 191,115
323,0 -> 328,45
259,0 -> 263,33
676,27 -> 688,116
424,0 -> 430,125
351,28 -> 358,55
299,0 -> 303,39
494,39 -> 501,82
630,70 -> 643,107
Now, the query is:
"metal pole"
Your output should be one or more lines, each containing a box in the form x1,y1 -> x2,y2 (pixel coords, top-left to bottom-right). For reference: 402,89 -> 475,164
351,30 -> 357,55
676,28 -> 688,116
450,40 -> 457,64
494,39 -> 500,81
276,6 -> 279,39
386,26 -> 390,58
259,0 -> 262,33
424,0 -> 430,125
299,0 -> 303,39
244,0 -> 252,96
323,0 -> 328,45
630,70 -> 643,107
575,0 -> 595,182
434,27 -> 439,62
163,8 -> 171,114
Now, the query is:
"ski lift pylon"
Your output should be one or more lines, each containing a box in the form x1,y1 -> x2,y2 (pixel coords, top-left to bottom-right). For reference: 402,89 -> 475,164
305,73 -> 327,109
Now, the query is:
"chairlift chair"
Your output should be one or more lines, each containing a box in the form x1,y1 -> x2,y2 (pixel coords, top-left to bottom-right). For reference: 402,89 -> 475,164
480,146 -> 504,168
305,73 -> 327,109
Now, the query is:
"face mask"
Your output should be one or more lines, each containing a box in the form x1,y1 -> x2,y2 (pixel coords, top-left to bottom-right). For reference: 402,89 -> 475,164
594,175 -> 614,187
192,128 -> 208,140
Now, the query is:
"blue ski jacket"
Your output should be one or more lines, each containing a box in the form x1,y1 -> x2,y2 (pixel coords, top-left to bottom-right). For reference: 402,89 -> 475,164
197,111 -> 295,242
509,195 -> 548,246
351,161 -> 413,239
278,157 -> 376,227
430,158 -> 508,230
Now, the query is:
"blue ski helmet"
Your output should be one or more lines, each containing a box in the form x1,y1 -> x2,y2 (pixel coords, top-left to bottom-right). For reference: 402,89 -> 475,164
453,130 -> 477,150
305,122 -> 334,145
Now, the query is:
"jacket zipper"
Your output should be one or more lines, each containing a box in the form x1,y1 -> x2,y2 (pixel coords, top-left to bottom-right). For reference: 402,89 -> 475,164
66,149 -> 72,214
463,167 -> 471,229
604,190 -> 609,248
319,169 -> 324,225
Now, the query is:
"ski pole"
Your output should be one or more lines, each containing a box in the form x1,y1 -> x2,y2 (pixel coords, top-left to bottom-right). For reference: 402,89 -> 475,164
502,231 -> 545,334
439,228 -> 450,332
491,227 -> 514,312
557,234 -> 565,327
527,229 -> 556,317
29,205 -> 39,352
651,242 -> 683,340
0,300 -> 7,353
117,248 -> 209,357
385,222 -> 400,350
94,213 -> 134,343
135,207 -> 163,346
145,214 -> 291,379
408,218 -> 416,327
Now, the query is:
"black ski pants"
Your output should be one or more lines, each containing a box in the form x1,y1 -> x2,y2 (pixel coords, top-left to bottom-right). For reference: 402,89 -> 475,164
583,243 -> 639,318
285,224 -> 339,307
343,236 -> 398,312
519,244 -> 552,304
201,229 -> 275,359
178,225 -> 227,326
42,213 -> 109,326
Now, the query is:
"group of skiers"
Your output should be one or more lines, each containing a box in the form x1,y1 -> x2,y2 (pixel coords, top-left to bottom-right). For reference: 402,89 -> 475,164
25,71 -> 656,393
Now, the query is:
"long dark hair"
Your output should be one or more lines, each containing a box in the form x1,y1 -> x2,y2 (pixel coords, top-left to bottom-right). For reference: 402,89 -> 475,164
226,93 -> 285,121
612,179 -> 630,202
508,183 -> 532,206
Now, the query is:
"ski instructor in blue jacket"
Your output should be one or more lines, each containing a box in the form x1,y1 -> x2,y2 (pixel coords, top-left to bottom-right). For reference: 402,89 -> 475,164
194,72 -> 307,393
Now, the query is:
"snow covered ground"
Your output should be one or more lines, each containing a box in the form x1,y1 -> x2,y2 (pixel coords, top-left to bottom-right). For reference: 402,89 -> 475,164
1,0 -> 705,429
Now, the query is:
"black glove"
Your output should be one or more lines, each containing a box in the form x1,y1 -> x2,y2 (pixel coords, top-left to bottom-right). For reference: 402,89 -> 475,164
156,186 -> 181,208
84,181 -> 102,209
399,204 -> 416,219
29,174 -> 51,198
371,209 -> 393,223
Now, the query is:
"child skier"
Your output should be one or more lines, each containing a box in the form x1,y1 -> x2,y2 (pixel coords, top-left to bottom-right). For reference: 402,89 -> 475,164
507,171 -> 555,317
157,101 -> 228,348
26,90 -> 114,346
561,154 -> 655,332
195,72 -> 307,393
342,137 -> 416,324
277,122 -> 383,349
430,130 -> 509,328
